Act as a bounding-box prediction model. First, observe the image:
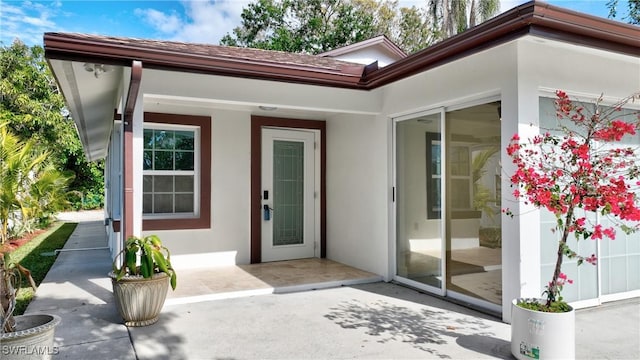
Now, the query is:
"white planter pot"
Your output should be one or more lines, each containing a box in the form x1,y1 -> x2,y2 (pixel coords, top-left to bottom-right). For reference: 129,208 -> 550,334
511,298 -> 575,360
109,271 -> 169,327
0,314 -> 60,360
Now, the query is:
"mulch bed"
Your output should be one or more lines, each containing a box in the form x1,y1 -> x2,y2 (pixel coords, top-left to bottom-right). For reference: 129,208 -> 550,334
0,228 -> 48,253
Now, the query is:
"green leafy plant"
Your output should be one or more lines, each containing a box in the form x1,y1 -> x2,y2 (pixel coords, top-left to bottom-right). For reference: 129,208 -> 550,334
1,41 -> 104,207
0,252 -> 36,333
0,122 -> 73,244
112,235 -> 177,290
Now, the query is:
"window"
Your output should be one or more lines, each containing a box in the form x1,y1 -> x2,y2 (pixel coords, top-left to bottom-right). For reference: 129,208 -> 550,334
426,133 -> 473,219
426,132 -> 441,219
143,125 -> 198,216
449,145 -> 472,210
142,112 -> 211,231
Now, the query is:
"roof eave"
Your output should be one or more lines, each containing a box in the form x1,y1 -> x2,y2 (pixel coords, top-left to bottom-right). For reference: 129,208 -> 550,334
43,34 -> 367,90
361,1 -> 640,88
43,1 -> 639,93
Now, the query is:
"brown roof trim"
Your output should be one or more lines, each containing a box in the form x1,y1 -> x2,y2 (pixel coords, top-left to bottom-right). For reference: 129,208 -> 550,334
361,1 -> 640,88
44,33 -> 366,89
44,1 -> 638,91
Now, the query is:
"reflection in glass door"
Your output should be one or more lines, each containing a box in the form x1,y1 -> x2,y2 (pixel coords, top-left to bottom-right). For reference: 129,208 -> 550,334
396,110 -> 444,292
445,102 -> 502,307
395,101 -> 502,310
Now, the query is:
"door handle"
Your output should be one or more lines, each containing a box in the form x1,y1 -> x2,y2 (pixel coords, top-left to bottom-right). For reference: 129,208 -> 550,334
263,204 -> 273,221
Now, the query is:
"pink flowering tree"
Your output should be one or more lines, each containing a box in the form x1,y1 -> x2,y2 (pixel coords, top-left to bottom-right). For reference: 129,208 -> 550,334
505,90 -> 640,309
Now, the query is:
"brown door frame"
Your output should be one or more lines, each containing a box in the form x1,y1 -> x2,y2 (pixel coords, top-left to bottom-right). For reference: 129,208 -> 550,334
251,116 -> 326,263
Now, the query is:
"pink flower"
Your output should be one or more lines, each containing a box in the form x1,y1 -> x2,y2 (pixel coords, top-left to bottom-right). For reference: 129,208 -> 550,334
592,225 -> 603,240
585,254 -> 598,265
603,227 -> 616,240
508,90 -> 640,306
558,273 -> 567,280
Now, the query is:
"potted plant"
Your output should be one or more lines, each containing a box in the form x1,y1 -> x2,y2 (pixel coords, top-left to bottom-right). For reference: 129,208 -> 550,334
109,235 -> 177,327
1,253 -> 60,360
505,90 -> 640,359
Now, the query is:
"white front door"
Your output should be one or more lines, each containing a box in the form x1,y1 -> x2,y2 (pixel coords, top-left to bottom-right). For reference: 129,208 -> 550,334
261,128 -> 318,262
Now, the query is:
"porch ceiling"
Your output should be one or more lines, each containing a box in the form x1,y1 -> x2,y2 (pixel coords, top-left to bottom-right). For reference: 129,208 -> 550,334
142,94 -> 344,121
48,58 -> 123,161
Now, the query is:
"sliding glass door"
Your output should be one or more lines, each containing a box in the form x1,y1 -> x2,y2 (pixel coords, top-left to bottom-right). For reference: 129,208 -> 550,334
444,102 -> 502,309
395,109 -> 445,294
395,100 -> 502,310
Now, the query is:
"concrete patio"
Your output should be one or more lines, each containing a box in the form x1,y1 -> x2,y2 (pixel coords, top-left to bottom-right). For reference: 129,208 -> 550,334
21,216 -> 640,359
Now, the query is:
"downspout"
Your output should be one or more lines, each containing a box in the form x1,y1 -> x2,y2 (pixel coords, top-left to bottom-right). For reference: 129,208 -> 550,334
122,60 -> 142,245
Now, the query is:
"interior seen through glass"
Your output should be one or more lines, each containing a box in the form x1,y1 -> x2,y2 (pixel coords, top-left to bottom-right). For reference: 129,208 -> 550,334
396,101 -> 502,306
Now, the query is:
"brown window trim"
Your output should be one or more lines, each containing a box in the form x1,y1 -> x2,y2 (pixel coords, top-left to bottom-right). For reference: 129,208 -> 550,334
142,112 -> 211,231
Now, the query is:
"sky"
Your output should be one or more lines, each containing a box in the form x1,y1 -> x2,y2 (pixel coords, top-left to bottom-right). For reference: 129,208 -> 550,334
0,0 -> 631,47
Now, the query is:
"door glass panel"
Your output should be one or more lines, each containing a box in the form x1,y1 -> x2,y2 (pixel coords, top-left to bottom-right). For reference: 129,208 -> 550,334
273,140 -> 304,246
396,113 -> 443,289
446,101 -> 502,306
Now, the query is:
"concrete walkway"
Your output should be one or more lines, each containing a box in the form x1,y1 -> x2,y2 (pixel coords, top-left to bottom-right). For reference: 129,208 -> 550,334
25,218 -> 640,359
25,219 -> 136,359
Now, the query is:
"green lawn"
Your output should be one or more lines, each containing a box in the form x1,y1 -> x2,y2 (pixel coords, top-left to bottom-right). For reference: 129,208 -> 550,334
7,222 -> 77,315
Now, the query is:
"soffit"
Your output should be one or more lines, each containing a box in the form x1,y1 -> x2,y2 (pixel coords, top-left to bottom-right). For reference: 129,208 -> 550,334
47,58 -> 122,161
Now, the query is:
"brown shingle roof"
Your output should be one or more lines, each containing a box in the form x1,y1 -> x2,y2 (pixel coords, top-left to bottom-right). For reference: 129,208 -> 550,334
44,33 -> 367,88
61,33 -> 361,71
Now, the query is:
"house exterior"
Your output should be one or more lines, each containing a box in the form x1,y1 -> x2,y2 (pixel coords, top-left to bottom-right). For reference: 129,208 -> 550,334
44,1 -> 639,322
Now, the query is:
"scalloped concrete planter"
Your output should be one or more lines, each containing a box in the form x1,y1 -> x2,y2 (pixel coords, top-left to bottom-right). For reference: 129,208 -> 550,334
511,298 -> 575,360
109,271 -> 169,327
0,314 -> 60,360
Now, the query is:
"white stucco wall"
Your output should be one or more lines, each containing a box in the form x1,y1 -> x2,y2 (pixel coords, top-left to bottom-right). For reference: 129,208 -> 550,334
140,108 -> 252,265
326,112 -> 390,277
140,69 -> 381,116
129,68 -> 384,268
517,37 -> 640,100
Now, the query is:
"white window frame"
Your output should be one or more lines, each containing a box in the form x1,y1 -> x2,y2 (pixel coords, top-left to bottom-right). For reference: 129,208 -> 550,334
449,143 -> 473,211
142,122 -> 201,219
